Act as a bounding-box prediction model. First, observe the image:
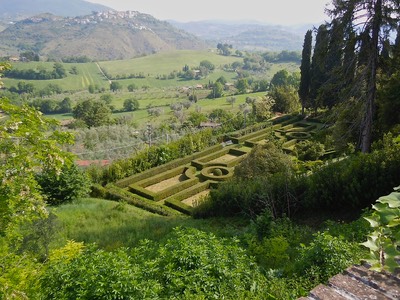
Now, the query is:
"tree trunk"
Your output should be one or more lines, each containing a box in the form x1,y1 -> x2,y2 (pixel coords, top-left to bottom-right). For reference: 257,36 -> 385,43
360,0 -> 381,153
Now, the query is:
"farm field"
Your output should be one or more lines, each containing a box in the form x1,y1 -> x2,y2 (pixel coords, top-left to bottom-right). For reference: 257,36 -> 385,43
3,50 -> 299,92
3,61 -> 107,91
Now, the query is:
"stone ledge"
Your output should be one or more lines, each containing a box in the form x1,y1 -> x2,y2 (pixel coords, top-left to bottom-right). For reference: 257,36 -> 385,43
299,265 -> 400,300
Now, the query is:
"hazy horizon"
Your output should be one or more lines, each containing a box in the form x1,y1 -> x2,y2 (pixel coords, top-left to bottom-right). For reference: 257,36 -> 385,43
86,0 -> 331,25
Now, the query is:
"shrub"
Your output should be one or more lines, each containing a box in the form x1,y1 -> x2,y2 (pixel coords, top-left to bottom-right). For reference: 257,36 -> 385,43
36,163 -> 91,206
294,140 -> 325,161
294,232 -> 362,285
234,142 -> 294,180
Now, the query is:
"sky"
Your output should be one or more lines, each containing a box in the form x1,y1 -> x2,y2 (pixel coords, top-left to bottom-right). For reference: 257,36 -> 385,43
86,0 -> 331,25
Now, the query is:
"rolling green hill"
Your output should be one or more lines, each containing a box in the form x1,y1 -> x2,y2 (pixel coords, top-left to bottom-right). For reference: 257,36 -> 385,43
0,11 -> 207,61
3,50 -> 299,92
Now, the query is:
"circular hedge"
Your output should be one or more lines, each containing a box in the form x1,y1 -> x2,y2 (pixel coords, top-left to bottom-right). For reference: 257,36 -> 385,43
286,131 -> 311,140
200,166 -> 233,182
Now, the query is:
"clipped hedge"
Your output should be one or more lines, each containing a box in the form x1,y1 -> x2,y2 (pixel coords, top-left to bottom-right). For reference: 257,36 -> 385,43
244,132 -> 273,147
192,147 -> 247,169
135,166 -> 187,188
282,139 -> 298,152
229,127 -> 273,144
90,184 -> 108,198
200,166 -> 234,182
130,177 -> 200,201
184,166 -> 197,179
104,184 -> 179,216
164,182 -> 212,215
164,199 -> 194,215
115,144 -> 222,188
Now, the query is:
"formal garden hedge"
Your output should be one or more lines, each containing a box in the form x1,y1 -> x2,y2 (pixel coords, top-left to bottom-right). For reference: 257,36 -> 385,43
91,114 -> 328,215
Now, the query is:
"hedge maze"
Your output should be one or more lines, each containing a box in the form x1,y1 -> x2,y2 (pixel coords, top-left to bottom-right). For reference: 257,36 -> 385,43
104,115 -> 324,215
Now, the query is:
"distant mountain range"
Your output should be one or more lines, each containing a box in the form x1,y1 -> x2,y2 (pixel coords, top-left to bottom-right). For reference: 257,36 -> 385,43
0,1 -> 313,61
0,11 -> 207,61
170,21 -> 313,51
0,0 -> 111,20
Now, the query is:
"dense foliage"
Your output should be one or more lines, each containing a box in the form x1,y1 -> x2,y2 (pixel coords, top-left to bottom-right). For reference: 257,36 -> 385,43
39,228 -> 268,300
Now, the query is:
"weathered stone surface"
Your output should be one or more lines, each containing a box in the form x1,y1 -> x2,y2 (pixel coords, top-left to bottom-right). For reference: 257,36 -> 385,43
329,273 -> 389,299
309,284 -> 349,299
345,265 -> 400,299
299,265 -> 400,300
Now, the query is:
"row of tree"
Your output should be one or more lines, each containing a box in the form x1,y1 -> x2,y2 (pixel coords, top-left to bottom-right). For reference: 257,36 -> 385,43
298,0 -> 400,153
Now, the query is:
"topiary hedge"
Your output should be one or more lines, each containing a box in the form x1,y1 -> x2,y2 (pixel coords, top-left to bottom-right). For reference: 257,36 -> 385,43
104,184 -> 179,216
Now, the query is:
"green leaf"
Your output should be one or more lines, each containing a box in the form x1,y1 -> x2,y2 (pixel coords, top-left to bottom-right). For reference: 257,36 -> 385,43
387,218 -> 400,227
377,193 -> 400,208
364,217 -> 379,228
360,238 -> 379,251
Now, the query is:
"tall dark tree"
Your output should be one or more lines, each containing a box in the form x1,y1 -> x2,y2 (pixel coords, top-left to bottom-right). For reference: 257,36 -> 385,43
309,24 -> 330,111
299,30 -> 313,115
328,0 -> 400,153
318,19 -> 345,109
342,30 -> 357,88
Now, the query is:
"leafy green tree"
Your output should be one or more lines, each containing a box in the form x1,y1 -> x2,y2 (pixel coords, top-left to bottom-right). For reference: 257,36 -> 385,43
188,111 -> 207,127
123,98 -> 140,111
299,30 -> 312,115
252,96 -> 275,121
236,78 -> 249,94
73,100 -> 111,128
110,81 -> 122,92
58,97 -> 73,113
0,100 -> 74,238
17,81 -> 35,94
217,43 -> 232,56
216,75 -> 227,85
235,142 -> 294,180
270,85 -> 301,113
199,60 -> 215,70
88,84 -> 96,94
127,83 -> 137,92
36,163 -> 90,206
208,81 -> 223,98
100,93 -> 113,105
226,96 -> 236,108
52,63 -> 67,79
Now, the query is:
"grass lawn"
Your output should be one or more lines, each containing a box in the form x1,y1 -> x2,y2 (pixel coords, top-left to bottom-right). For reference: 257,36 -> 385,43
50,198 -> 250,251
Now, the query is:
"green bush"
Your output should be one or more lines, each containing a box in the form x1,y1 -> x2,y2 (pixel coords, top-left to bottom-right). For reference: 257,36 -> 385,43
304,142 -> 400,210
36,163 -> 91,206
294,232 -> 363,285
39,228 -> 268,299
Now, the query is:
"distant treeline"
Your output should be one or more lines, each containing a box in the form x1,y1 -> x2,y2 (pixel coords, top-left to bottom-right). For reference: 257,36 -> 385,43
61,56 -> 92,63
5,63 -> 67,80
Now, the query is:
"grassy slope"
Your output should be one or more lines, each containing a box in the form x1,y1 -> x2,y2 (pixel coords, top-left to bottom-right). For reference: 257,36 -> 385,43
51,198 -> 249,250
2,51 -> 299,92
98,50 -> 242,76
3,62 -> 108,91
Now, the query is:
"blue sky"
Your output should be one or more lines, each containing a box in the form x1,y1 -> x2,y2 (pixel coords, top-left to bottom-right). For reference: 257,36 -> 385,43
86,0 -> 331,25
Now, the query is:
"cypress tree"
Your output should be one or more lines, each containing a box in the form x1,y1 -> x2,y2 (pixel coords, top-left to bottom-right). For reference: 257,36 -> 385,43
299,30 -> 313,115
309,24 -> 329,111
